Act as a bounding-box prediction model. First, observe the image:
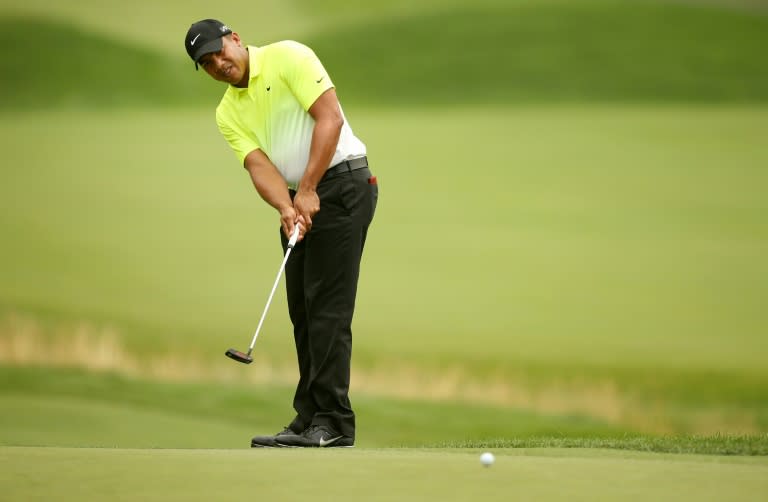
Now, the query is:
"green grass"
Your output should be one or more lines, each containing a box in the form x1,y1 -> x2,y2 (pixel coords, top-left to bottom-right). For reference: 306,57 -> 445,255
2,106 -> 766,372
2,1 -> 768,109
1,364 -> 766,456
450,435 -> 768,456
1,3 -> 767,497
0,0 -> 313,53
1,104 -> 767,433
0,3 -> 766,499
1,446 -> 767,501
0,365 -> 626,448
0,17 -> 221,109
309,1 -> 768,105
6,0 -> 748,55
2,365 -> 767,500
1,0 -> 767,456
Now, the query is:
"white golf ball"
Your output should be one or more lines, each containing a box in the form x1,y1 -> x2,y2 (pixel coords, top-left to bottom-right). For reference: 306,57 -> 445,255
480,452 -> 495,466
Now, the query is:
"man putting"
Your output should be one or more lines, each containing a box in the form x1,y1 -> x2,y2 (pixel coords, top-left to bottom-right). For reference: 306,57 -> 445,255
184,19 -> 378,448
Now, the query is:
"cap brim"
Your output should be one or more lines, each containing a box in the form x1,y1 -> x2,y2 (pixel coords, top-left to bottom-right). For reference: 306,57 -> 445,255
192,37 -> 224,69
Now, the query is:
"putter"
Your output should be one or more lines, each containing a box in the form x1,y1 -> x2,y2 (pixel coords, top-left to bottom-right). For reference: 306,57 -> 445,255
225,224 -> 301,364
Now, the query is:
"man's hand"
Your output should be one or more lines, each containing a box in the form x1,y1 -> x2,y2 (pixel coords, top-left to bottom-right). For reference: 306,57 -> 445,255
243,149 -> 309,242
293,188 -> 320,232
280,207 -> 308,243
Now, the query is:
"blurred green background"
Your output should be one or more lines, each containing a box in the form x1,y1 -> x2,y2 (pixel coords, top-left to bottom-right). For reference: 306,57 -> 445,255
1,0 -> 767,448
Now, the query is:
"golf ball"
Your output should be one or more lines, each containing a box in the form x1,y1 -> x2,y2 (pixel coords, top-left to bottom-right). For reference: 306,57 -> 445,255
480,452 -> 495,466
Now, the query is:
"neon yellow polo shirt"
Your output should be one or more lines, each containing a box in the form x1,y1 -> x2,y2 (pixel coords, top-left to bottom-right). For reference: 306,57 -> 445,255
216,41 -> 366,189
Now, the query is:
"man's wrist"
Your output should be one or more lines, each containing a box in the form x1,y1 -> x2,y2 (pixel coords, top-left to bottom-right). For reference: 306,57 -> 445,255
297,184 -> 318,194
277,201 -> 294,214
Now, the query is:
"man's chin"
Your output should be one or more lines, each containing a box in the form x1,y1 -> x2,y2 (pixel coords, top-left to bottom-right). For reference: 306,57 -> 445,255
227,78 -> 247,87
226,73 -> 245,86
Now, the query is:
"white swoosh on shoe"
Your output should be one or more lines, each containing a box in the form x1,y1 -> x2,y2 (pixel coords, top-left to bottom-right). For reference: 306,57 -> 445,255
318,436 -> 342,447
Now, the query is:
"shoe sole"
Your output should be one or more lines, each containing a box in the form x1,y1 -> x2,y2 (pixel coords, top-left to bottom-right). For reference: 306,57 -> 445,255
274,442 -> 355,448
252,432 -> 300,448
251,439 -> 293,448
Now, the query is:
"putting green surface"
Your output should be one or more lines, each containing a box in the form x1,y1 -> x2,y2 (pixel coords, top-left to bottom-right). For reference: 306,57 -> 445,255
2,446 -> 767,501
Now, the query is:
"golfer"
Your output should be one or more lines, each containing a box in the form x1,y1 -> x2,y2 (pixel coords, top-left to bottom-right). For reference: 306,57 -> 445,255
184,19 -> 377,448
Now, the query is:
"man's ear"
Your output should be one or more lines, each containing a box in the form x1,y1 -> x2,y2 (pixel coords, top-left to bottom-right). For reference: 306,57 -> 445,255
230,32 -> 241,46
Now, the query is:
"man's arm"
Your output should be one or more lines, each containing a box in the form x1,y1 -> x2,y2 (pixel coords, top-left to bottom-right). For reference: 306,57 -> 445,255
244,149 -> 306,240
292,88 -> 344,231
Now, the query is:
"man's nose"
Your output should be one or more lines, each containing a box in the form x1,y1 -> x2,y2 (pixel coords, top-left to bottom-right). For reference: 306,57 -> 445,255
210,54 -> 224,70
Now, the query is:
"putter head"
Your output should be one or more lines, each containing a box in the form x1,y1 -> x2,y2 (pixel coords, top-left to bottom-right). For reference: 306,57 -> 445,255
225,348 -> 253,364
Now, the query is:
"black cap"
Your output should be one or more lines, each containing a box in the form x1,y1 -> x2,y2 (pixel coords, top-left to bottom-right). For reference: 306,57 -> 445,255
184,19 -> 233,70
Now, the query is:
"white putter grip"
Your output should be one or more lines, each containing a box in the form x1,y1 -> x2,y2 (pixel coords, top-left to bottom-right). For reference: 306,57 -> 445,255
288,224 -> 301,248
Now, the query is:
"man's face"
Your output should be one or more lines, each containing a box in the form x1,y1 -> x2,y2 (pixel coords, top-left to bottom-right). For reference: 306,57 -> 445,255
198,33 -> 249,87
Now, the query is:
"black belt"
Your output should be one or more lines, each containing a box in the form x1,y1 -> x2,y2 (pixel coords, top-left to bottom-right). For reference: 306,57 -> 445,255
323,156 -> 368,179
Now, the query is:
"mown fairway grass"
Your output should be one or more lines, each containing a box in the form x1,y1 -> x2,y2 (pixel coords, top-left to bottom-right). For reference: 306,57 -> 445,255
2,105 -> 766,370
2,105 -> 766,433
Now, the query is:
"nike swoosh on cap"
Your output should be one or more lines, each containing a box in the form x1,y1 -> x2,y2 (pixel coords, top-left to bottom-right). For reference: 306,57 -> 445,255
191,34 -> 201,46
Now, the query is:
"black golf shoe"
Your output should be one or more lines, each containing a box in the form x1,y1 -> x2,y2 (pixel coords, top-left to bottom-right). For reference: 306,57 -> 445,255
275,424 -> 354,448
250,427 -> 299,448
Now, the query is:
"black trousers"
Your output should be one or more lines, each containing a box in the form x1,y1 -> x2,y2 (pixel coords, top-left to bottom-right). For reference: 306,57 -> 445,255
281,166 -> 377,440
